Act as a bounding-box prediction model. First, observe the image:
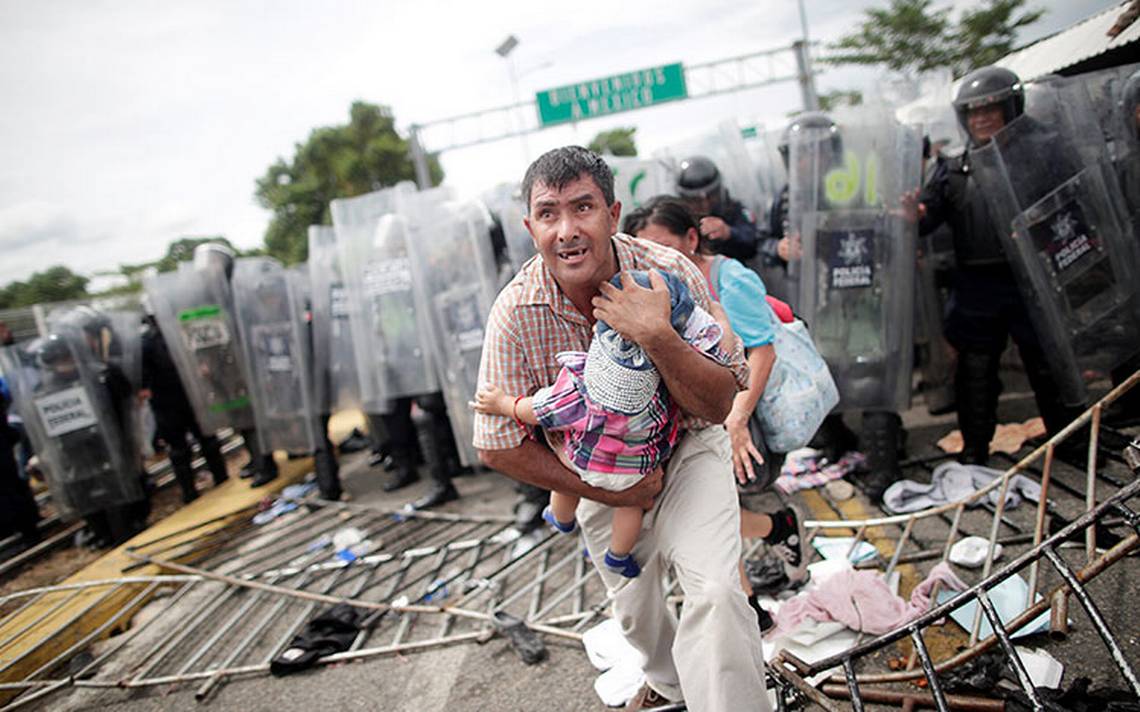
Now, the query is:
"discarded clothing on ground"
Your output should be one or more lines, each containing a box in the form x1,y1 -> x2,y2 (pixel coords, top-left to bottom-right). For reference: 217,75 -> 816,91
882,461 -> 1040,514
774,448 -> 866,495
582,619 -> 646,707
270,603 -> 364,676
937,417 -> 1045,455
770,561 -> 966,638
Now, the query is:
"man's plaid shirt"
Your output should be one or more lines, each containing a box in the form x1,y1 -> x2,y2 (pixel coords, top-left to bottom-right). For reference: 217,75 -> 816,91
473,233 -> 750,452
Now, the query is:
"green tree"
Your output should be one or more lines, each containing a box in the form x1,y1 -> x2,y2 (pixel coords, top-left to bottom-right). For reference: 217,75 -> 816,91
254,102 -> 444,265
955,0 -> 1045,71
119,236 -> 238,282
829,0 -> 1044,77
818,89 -> 865,113
0,266 -> 89,309
588,127 -> 638,157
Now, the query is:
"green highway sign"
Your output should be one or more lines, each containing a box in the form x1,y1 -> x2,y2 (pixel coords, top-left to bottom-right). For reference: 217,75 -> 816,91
535,63 -> 688,127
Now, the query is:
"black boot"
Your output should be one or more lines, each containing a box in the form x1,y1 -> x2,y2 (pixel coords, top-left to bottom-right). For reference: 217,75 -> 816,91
314,448 -> 342,501
810,414 -> 859,464
405,396 -> 459,511
169,445 -> 199,504
250,453 -> 279,487
955,350 -> 1001,465
199,435 -> 230,486
860,411 -> 903,504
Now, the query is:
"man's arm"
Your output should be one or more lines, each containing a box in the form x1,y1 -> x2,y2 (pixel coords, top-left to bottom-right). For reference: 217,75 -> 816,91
478,440 -> 663,509
593,271 -> 737,423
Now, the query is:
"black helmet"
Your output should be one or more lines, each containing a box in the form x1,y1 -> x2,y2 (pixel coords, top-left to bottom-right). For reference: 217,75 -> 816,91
1121,69 -> 1140,142
778,112 -> 840,168
193,243 -> 236,281
675,156 -> 722,201
35,334 -> 73,369
953,65 -> 1024,138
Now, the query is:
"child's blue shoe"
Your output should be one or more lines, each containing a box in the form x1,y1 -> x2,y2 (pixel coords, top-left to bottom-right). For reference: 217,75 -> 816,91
603,549 -> 640,578
542,505 -> 577,534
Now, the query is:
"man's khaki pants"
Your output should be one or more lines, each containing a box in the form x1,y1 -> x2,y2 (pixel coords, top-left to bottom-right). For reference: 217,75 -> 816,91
578,427 -> 771,712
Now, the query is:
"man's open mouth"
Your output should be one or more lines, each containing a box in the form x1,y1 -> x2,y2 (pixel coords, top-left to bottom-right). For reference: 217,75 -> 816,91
557,245 -> 588,263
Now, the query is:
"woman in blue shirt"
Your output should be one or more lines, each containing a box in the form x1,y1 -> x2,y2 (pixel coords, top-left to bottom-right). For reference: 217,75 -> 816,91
623,197 -> 808,589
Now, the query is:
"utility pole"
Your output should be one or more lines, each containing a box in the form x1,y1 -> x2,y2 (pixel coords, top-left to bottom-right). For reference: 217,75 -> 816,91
794,0 -> 820,111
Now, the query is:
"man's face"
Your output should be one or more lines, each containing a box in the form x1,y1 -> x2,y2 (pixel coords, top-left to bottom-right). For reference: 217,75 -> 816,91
966,104 -> 1006,145
0,323 -> 11,346
524,174 -> 621,294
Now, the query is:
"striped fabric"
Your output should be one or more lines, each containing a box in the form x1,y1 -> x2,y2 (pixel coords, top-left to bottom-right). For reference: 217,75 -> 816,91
473,233 -> 749,452
532,351 -> 681,478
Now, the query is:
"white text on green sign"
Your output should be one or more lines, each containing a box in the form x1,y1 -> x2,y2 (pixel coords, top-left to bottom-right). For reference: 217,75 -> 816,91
536,63 -> 688,127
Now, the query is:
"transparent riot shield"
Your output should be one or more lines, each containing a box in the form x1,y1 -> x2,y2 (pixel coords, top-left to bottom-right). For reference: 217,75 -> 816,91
143,265 -> 254,434
971,79 -> 1140,406
308,225 -> 360,414
406,201 -> 499,467
330,186 -> 402,412
656,118 -> 769,218
0,330 -> 143,521
788,112 -> 922,413
483,183 -> 535,279
607,157 -> 674,212
231,258 -> 319,454
914,232 -> 956,415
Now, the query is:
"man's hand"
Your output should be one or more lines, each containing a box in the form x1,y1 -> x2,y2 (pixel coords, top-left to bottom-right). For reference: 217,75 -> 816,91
725,413 -> 764,484
899,189 -> 926,224
776,234 -> 802,262
699,216 -> 731,241
592,271 -> 672,346
596,466 -> 664,510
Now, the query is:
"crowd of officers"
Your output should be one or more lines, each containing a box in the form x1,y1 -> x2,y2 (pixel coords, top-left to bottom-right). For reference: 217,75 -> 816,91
1,62 -> 1139,552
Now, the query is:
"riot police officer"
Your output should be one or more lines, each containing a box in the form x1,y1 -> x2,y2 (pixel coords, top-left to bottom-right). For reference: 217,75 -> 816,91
783,110 -> 919,502
140,315 -> 229,503
916,66 -> 1083,464
676,156 -> 762,262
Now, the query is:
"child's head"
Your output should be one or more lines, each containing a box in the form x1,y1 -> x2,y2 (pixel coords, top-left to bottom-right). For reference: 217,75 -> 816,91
584,270 -> 722,414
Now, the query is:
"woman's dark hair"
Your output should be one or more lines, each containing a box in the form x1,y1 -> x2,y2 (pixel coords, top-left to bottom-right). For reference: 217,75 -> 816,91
621,195 -> 709,253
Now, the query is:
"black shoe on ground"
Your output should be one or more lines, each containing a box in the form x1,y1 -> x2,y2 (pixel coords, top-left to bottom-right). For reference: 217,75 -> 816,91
406,482 -> 459,511
958,448 -> 990,466
250,470 -> 278,488
765,506 -> 809,584
491,611 -> 547,665
239,463 -> 257,479
382,466 -> 419,492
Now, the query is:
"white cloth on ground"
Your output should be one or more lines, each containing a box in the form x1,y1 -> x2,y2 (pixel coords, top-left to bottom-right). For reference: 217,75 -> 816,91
882,461 -> 1040,514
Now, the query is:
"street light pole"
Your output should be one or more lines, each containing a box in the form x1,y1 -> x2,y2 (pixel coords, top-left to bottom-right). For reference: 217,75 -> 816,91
795,0 -> 820,111
496,34 -> 531,162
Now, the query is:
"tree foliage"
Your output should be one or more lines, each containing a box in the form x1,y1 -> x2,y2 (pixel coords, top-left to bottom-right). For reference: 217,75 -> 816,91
818,90 -> 865,113
0,266 -> 89,309
588,127 -> 638,157
829,0 -> 1044,77
119,236 -> 239,280
254,102 -> 444,265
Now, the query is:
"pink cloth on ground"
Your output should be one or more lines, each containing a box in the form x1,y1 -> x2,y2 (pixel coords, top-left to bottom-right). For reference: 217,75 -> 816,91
771,562 -> 967,638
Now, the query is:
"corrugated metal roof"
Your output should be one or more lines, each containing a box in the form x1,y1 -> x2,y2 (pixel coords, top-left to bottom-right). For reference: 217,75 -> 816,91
996,1 -> 1139,79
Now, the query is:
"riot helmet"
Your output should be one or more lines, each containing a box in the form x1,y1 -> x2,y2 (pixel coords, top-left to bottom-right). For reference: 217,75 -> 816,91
1121,69 -> 1140,143
193,243 -> 236,281
778,112 -> 841,169
36,334 -> 76,373
675,156 -> 725,213
953,66 -> 1024,142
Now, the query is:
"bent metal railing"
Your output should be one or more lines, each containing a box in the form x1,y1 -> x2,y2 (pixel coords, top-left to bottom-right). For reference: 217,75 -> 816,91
770,371 -> 1140,711
1,372 -> 1136,711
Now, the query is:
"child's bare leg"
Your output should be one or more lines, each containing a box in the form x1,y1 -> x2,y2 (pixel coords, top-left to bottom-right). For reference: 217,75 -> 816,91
548,490 -> 579,527
603,506 -> 643,578
609,506 -> 643,556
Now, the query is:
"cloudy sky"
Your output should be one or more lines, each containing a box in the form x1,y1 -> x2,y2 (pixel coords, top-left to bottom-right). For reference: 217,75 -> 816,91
0,0 -> 1119,286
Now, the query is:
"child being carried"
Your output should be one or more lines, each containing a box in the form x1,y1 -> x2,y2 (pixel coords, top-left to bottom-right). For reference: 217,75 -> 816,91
474,270 -> 733,578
